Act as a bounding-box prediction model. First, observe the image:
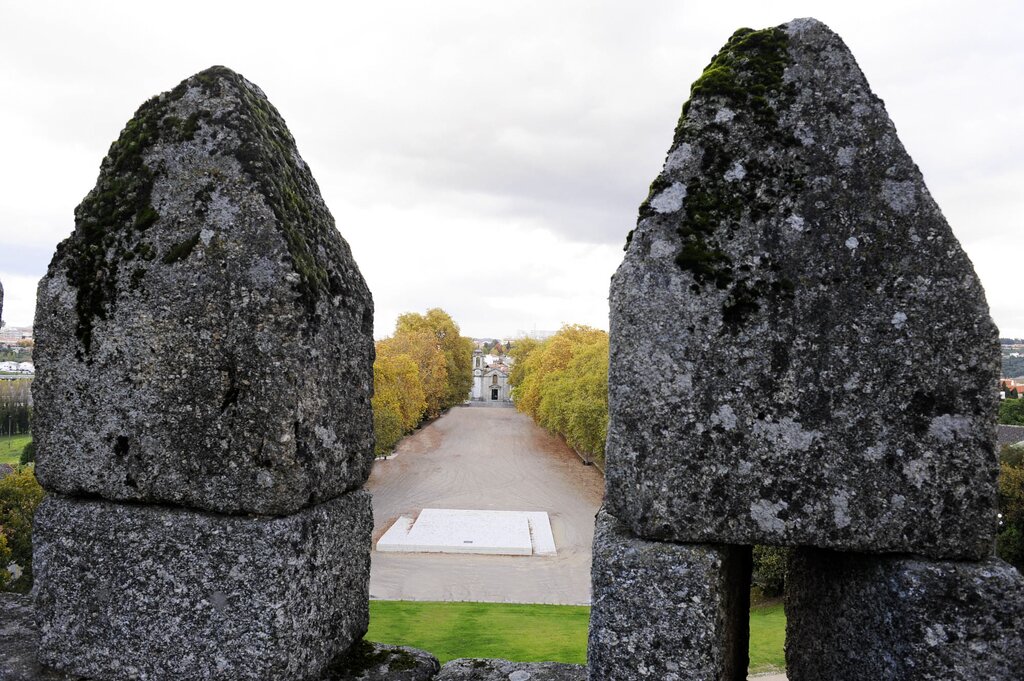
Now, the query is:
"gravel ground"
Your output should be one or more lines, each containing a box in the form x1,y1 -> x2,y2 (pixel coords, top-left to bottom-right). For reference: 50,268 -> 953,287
365,404 -> 605,605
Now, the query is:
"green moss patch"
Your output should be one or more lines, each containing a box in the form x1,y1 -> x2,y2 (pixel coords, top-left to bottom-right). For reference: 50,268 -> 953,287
213,70 -> 348,321
642,26 -> 803,332
325,639 -> 421,677
689,27 -> 791,129
162,232 -> 201,265
58,78 -> 206,357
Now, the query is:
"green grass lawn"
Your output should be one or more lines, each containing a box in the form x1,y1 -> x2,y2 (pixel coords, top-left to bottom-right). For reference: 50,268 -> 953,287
366,600 -> 786,672
0,433 -> 32,465
748,601 -> 786,672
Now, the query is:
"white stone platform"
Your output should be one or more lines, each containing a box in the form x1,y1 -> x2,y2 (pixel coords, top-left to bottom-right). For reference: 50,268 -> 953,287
376,508 -> 556,556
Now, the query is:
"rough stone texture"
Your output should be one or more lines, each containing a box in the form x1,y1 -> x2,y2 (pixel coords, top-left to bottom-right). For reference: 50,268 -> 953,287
33,66 -> 374,515
606,17 -> 999,558
3,595 -> 437,681
33,490 -> 372,681
786,548 -> 1024,680
0,593 -> 80,681
436,659 -> 586,681
587,510 -> 750,681
325,641 -> 440,681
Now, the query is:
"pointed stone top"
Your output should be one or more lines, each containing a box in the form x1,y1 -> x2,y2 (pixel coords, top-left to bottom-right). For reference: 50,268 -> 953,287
54,64 -> 360,356
34,67 -> 373,515
783,17 -> 830,34
608,20 -> 998,558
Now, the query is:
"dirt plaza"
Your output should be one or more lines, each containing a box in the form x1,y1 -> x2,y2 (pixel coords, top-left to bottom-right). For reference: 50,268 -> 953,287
365,403 -> 605,605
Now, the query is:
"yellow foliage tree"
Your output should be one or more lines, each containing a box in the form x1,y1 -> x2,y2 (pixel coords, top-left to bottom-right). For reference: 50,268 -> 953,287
370,308 -> 473,457
371,352 -> 427,457
0,467 -> 45,593
396,308 -> 473,411
508,337 -> 539,388
377,330 -> 448,419
511,325 -> 609,463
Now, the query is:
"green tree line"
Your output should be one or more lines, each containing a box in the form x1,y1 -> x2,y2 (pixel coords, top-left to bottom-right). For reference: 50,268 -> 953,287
0,467 -> 44,592
509,325 -> 609,466
1000,398 -> 1024,426
0,379 -> 32,437
998,445 -> 1024,569
372,308 -> 473,457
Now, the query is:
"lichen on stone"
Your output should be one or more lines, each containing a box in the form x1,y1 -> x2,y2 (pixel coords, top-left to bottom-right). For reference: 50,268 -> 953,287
34,65 -> 375,516
607,18 -> 1000,559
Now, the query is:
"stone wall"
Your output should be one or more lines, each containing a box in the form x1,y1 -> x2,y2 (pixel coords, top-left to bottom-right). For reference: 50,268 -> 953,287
3,16 -> 1021,681
29,66 -> 376,681
595,16 -> 1022,681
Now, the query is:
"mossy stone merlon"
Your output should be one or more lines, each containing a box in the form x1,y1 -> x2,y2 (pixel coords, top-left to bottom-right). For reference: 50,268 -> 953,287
33,66 -> 374,515
607,18 -> 999,558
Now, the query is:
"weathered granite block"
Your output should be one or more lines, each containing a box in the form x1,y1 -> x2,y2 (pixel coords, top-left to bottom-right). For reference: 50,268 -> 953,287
0,593 -> 77,681
436,659 -> 586,681
2,594 -> 438,681
325,641 -> 440,681
606,17 -> 998,558
786,548 -> 1024,680
587,510 -> 750,681
33,491 -> 372,681
33,65 -> 374,515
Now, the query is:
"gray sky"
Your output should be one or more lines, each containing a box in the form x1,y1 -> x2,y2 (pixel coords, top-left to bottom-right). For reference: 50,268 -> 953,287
1,1 -> 1021,338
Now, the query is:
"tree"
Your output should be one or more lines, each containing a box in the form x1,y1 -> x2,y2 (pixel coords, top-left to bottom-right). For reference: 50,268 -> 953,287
0,379 -> 32,436
752,545 -> 790,597
370,309 -> 473,455
395,308 -> 473,411
19,441 -> 34,465
382,354 -> 428,431
378,330 -> 448,419
511,325 -> 609,464
999,399 -> 1024,426
0,467 -> 44,593
998,446 -> 1024,569
508,337 -> 539,389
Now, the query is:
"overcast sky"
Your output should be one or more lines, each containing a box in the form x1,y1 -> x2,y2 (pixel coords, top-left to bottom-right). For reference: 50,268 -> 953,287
1,1 -> 1021,338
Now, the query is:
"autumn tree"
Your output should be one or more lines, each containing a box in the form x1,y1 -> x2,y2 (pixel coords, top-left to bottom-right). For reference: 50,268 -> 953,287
371,353 -> 426,457
377,330 -> 447,419
508,337 -> 539,388
395,308 -> 473,412
511,325 -> 609,463
0,468 -> 44,592
370,308 -> 473,456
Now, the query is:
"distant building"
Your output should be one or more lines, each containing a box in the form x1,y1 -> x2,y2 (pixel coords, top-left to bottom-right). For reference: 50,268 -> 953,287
0,326 -> 32,343
1001,378 -> 1023,399
0,361 -> 33,374
470,349 -> 511,402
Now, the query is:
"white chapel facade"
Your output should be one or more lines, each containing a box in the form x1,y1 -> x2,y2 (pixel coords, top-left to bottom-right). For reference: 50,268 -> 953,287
470,349 -> 511,402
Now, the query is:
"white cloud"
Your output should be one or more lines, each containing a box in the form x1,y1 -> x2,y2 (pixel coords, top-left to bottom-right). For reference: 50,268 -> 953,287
0,0 -> 1021,335
0,274 -> 42,330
